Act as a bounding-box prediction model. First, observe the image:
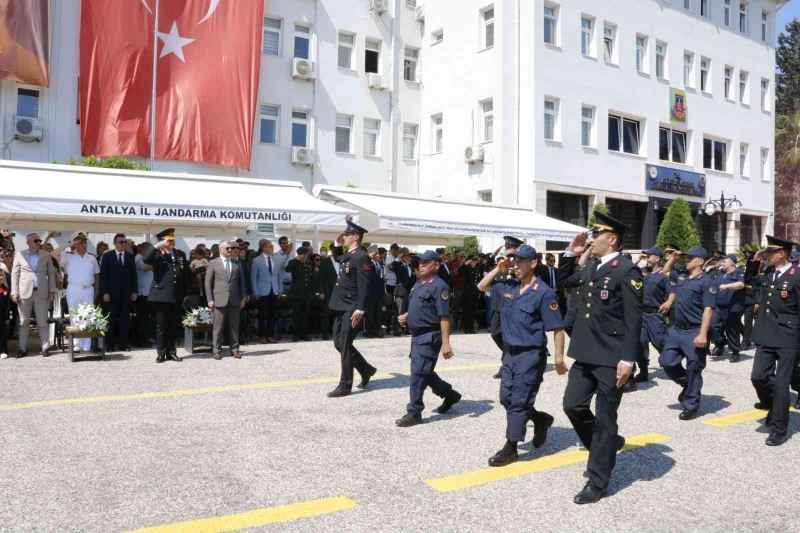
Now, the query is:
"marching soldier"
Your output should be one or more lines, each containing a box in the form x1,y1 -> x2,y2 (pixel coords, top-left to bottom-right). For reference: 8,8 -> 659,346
458,255 -> 480,334
395,250 -> 461,427
749,236 -> 800,446
143,228 -> 188,363
712,254 -> 746,362
742,255 -> 764,351
488,236 -> 523,378
659,246 -> 717,420
559,212 -> 642,504
478,244 -> 566,466
326,219 -> 378,398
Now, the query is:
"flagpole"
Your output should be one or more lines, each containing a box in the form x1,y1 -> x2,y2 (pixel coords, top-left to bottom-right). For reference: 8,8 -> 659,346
149,0 -> 160,170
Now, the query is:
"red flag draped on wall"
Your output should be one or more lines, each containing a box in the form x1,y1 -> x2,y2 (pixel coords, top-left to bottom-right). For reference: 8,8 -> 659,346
80,0 -> 264,169
0,0 -> 49,86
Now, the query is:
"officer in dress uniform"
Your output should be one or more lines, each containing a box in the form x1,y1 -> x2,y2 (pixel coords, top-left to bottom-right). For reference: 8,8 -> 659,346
478,245 -> 566,466
326,219 -> 378,398
711,254 -> 746,362
51,232 -> 100,353
659,246 -> 717,420
285,246 -> 312,342
559,212 -> 643,504
395,251 -> 461,427
489,235 -> 523,379
749,236 -> 800,446
143,228 -> 188,363
742,255 -> 764,351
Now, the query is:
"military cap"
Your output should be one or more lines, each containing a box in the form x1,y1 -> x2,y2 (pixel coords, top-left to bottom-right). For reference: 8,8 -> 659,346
420,250 -> 442,262
686,245 -> 709,260
156,228 -> 176,241
644,246 -> 663,257
765,235 -> 796,254
507,244 -> 537,260
503,235 -> 524,249
790,250 -> 800,263
343,218 -> 368,236
73,232 -> 88,242
590,211 -> 627,240
435,247 -> 445,255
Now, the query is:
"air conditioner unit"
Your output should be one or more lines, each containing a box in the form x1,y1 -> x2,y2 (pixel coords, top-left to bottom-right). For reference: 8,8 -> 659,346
13,116 -> 43,142
292,146 -> 314,166
464,144 -> 485,163
292,58 -> 315,80
369,0 -> 388,15
368,73 -> 385,90
415,5 -> 425,21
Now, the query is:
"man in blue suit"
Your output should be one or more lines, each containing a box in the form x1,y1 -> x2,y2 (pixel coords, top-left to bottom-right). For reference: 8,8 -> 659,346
251,239 -> 282,344
100,233 -> 138,351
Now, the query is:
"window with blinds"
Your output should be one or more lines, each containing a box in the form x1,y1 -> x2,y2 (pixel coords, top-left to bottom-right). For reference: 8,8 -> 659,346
259,105 -> 279,144
335,115 -> 352,153
263,18 -> 281,55
363,118 -> 380,156
403,124 -> 418,160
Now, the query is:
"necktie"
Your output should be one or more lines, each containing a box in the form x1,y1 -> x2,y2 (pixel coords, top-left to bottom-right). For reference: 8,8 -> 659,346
118,252 -> 123,266
225,258 -> 231,278
550,267 -> 556,288
267,256 -> 273,274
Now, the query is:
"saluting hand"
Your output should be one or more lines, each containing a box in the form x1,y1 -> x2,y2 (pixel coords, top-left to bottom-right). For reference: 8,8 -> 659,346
335,232 -> 345,245
567,231 -> 589,255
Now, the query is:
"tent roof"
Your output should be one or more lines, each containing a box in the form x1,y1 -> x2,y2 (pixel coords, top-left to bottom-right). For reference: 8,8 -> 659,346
0,160 -> 353,235
313,185 -> 585,244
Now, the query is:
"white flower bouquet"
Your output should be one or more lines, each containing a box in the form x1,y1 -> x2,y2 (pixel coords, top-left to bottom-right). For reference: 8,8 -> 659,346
69,304 -> 110,334
182,307 -> 213,327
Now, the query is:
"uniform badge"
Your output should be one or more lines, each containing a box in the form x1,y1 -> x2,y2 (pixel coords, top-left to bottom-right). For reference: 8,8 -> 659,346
345,263 -> 350,274
600,290 -> 609,301
630,280 -> 643,290
533,283 -> 539,291
611,258 -> 619,267
503,293 -> 513,299
709,287 -> 717,294
791,268 -> 796,276
442,291 -> 449,300
548,301 -> 559,311
781,290 -> 789,299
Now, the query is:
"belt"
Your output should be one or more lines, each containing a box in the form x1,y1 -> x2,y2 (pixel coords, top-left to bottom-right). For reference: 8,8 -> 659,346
643,305 -> 660,313
674,322 -> 700,330
411,326 -> 440,337
70,284 -> 94,289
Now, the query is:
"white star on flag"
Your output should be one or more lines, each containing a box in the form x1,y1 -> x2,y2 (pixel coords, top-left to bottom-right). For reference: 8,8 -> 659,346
157,22 -> 195,62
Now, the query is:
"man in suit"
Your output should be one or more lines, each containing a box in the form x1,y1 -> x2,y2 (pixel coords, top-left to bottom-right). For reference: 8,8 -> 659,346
327,219 -> 378,398
319,249 -> 339,341
559,212 -> 643,504
10,232 -> 57,357
458,255 -> 480,334
251,239 -> 282,343
100,233 -> 138,351
206,240 -> 247,359
143,228 -> 188,363
537,253 -> 566,317
364,244 -> 385,338
285,246 -> 312,342
436,248 -> 454,289
390,248 -> 415,335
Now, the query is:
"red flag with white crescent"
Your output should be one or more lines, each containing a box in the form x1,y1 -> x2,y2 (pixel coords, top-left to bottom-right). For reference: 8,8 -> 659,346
79,0 -> 264,169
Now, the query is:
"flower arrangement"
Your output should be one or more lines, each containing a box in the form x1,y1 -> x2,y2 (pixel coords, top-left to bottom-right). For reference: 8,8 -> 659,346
182,307 -> 213,327
69,304 -> 109,334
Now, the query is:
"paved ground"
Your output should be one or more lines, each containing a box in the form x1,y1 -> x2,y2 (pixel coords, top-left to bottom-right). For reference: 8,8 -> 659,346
1,333 -> 798,532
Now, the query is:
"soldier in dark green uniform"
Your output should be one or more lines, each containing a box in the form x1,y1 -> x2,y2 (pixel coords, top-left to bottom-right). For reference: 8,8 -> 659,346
285,246 -> 312,342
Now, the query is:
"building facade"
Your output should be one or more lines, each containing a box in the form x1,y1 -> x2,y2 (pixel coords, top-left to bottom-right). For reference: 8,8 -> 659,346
1,0 -> 780,251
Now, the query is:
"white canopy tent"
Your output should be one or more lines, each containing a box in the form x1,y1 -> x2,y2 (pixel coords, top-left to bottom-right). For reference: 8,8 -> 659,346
0,160 -> 354,237
313,185 -> 586,245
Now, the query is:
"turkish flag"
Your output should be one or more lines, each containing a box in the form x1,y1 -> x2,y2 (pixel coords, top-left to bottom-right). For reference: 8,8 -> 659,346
80,0 -> 264,169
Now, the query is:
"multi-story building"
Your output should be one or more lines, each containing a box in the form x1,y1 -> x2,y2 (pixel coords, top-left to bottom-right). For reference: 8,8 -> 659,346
1,0 -> 782,251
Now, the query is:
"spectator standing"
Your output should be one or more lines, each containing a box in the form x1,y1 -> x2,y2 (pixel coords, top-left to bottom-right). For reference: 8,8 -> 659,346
206,241 -> 246,359
275,236 -> 295,293
99,233 -> 137,351
318,247 -> 339,340
365,245 -> 385,338
285,246 -> 312,342
11,233 -> 56,357
0,244 -> 11,359
134,242 -> 155,347
251,239 -> 282,343
390,248 -> 415,335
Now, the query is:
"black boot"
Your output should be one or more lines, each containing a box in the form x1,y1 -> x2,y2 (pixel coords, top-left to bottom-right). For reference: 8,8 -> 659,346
395,413 -> 422,427
433,390 -> 462,414
357,367 -> 377,389
327,385 -> 352,398
530,411 -> 554,448
492,368 -> 502,379
488,440 -> 518,467
729,352 -> 740,363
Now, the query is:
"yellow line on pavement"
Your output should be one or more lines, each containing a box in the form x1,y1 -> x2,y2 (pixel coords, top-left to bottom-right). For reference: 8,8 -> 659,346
426,432 -> 670,493
0,363 -> 498,413
127,496 -> 358,533
703,406 -> 798,428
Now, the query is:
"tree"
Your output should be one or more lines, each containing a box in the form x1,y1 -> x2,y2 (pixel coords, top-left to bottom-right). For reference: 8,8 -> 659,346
776,20 -> 800,116
775,20 -> 800,240
463,236 -> 479,255
586,202 -> 609,229
655,198 -> 700,252
60,155 -> 148,171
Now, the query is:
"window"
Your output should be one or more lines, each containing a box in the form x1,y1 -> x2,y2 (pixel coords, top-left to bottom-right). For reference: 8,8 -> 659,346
603,23 -> 616,63
482,7 -> 495,49
294,24 -> 311,59
16,88 -> 39,117
761,147 -> 769,180
544,98 -> 558,141
684,0 -> 691,9
363,118 -> 380,156
403,124 -> 418,160
740,142 -> 749,176
700,57 -> 710,92
724,0 -> 732,26
335,115 -> 352,153
403,47 -> 418,81
739,2 -> 747,33
365,39 -> 381,73
683,52 -> 694,87
655,41 -> 667,79
432,29 -> 444,44
581,106 -> 595,147
761,78 -> 770,111
481,99 -> 494,142
703,138 -> 727,171
608,114 -> 640,155
761,10 -> 768,42
659,127 -> 687,164
543,4 -> 558,45
337,32 -> 354,68
291,110 -> 309,147
259,105 -> 279,144
263,18 -> 282,55
724,66 -> 733,99
431,114 -> 443,153
406,0 -> 416,8
700,0 -> 709,18
478,190 -> 493,203
635,35 -> 647,73
739,70 -> 749,104
581,17 -> 593,56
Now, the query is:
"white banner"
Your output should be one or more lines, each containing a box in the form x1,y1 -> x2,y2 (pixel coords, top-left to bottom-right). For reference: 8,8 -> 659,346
381,218 -> 577,241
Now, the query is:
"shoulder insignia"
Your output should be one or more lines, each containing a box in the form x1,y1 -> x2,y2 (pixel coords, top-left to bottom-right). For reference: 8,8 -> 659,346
533,282 -> 539,291
441,291 -> 449,300
611,258 -> 619,267
678,276 -> 686,282
709,287 -> 718,294
548,300 -> 559,311
503,293 -> 514,299
630,279 -> 643,290
791,268 -> 796,276
670,281 -> 677,286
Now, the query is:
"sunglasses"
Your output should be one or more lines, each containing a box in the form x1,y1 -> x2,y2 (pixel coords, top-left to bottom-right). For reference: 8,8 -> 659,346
32,239 -> 41,244
228,247 -> 240,250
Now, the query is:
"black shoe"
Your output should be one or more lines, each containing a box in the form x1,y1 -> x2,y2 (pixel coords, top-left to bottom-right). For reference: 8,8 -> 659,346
357,367 -> 377,389
156,355 -> 166,363
679,409 -> 699,420
574,482 -> 607,505
395,413 -> 422,427
433,391 -> 462,414
634,371 -> 649,383
766,432 -> 788,446
622,379 -> 637,393
488,443 -> 518,467
327,386 -> 351,398
616,435 -> 626,451
712,346 -> 725,357
531,412 -> 554,448
322,335 -> 329,341
15,349 -> 25,359
754,401 -> 772,410
678,385 -> 688,403
729,352 -> 740,363
120,344 -> 131,352
166,353 -> 182,362
492,369 -> 502,379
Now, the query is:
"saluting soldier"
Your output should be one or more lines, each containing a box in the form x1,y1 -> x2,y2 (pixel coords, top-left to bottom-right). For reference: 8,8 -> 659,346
559,212 -> 643,504
143,228 -> 188,363
326,219 -> 378,398
478,244 -> 566,466
488,236 -> 523,378
659,246 -> 717,420
742,254 -> 764,351
711,254 -> 746,362
749,236 -> 800,446
395,250 -> 461,427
